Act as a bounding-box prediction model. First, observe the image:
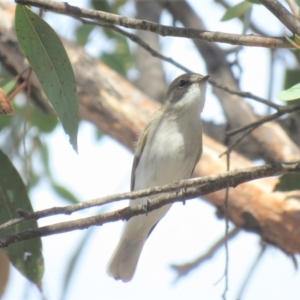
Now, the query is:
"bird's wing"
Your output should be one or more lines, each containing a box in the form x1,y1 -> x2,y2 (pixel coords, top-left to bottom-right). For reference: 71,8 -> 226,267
130,122 -> 151,192
190,140 -> 203,176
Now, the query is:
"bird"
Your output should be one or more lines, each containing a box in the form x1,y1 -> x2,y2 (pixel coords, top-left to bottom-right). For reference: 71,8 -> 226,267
107,73 -> 209,282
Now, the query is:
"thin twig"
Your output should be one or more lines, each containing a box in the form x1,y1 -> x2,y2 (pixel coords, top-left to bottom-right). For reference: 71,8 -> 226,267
260,0 -> 300,35
171,227 -> 240,282
236,243 -> 267,299
221,125 -> 259,158
76,17 -> 191,73
15,0 -> 293,48
210,79 -> 282,110
226,104 -> 300,137
78,17 -> 283,113
222,153 -> 231,300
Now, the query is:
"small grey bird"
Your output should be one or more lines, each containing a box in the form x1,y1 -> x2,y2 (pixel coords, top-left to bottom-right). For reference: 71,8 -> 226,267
107,73 -> 209,282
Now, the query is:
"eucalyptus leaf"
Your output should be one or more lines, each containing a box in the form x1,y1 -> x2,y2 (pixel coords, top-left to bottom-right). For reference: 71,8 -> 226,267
52,182 -> 80,204
275,173 -> 300,191
221,1 -> 252,22
283,68 -> 300,91
75,24 -> 94,46
246,0 -> 261,3
285,36 -> 300,49
15,5 -> 79,152
101,35 -> 133,75
0,149 -> 44,288
295,34 -> 300,45
31,109 -> 58,133
92,0 -> 110,12
2,79 -> 17,95
277,83 -> 300,101
0,114 -> 11,131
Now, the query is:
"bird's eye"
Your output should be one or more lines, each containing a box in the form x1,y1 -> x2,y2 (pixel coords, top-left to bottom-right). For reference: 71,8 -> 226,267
178,80 -> 187,88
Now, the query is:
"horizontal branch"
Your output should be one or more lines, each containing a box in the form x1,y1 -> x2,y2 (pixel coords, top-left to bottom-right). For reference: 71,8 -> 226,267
0,162 -> 300,248
15,0 -> 293,48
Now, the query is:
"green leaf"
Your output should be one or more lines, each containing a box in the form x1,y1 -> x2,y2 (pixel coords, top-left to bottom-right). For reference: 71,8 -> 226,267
91,0 -> 111,12
295,0 -> 300,8
15,5 -> 79,152
75,24 -> 94,46
52,183 -> 80,204
31,108 -> 58,133
275,173 -> 300,191
277,83 -> 300,101
0,149 -> 44,288
295,34 -> 300,45
101,35 -> 133,75
0,115 -> 12,132
282,69 -> 300,105
221,1 -> 252,21
285,36 -> 300,49
2,79 -> 17,95
38,138 -> 51,177
91,0 -> 126,14
284,69 -> 300,90
246,0 -> 261,4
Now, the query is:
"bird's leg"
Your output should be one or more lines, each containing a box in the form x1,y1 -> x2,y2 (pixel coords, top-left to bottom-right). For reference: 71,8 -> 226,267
142,197 -> 151,216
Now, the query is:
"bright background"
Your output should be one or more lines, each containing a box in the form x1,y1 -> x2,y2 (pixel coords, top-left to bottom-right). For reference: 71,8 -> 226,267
2,1 -> 300,299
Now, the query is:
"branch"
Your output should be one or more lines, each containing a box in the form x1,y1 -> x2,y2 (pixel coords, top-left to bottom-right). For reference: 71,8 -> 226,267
76,18 -> 191,73
285,0 -> 300,17
79,17 -> 283,113
14,0 -> 293,48
221,102 -> 300,157
0,162 -> 300,248
75,2 -> 300,161
1,6 -> 300,254
0,162 -> 297,232
260,0 -> 300,35
227,103 -> 300,136
170,227 -> 240,281
161,0 -> 300,163
6,2 -> 300,162
210,79 -> 282,110
236,243 -> 267,299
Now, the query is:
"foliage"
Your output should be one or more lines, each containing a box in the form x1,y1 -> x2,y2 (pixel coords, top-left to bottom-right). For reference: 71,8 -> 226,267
221,1 -> 252,21
277,83 -> 300,101
0,150 -> 43,288
75,0 -> 133,76
15,5 -> 79,152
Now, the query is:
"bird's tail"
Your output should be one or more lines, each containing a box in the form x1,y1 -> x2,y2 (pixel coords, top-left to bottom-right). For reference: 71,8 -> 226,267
107,203 -> 171,282
106,234 -> 147,282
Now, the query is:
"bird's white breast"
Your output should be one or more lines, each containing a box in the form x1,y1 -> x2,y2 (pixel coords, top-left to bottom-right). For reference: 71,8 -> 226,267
134,109 -> 202,191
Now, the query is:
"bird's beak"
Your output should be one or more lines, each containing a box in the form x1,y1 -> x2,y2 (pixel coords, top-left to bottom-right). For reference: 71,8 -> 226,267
200,75 -> 210,82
